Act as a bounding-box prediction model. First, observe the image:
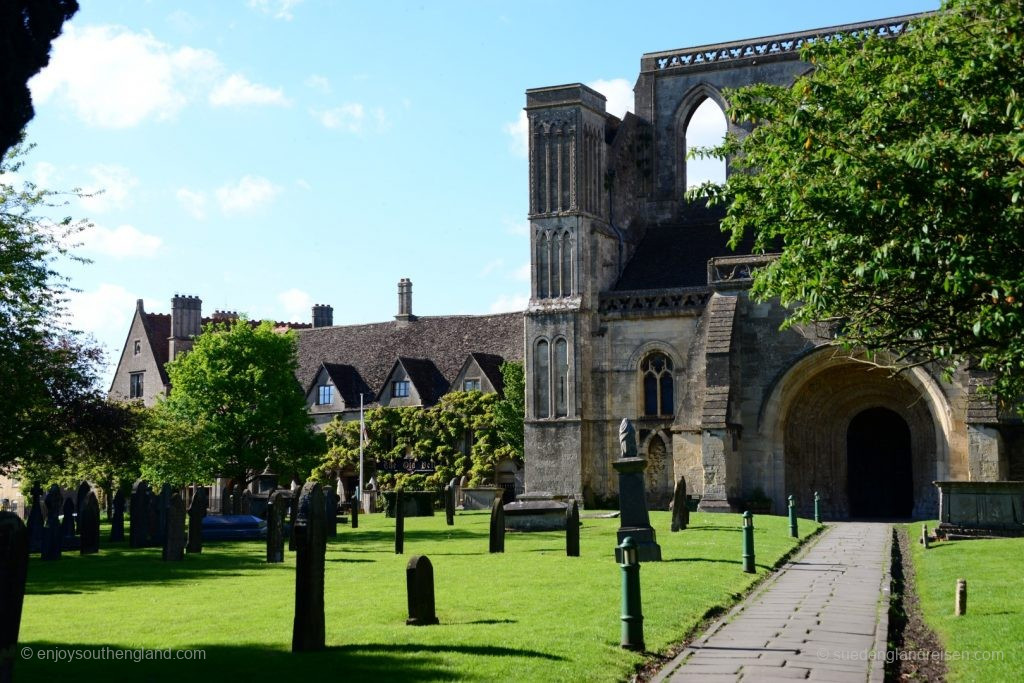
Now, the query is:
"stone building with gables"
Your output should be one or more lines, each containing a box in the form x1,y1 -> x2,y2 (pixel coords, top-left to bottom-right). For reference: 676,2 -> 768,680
520,12 -> 1024,518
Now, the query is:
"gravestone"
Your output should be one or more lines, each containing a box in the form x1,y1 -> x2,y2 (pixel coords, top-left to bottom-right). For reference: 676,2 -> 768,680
288,488 -> 300,551
153,484 -> 172,547
240,489 -> 253,515
406,555 -> 439,626
267,490 -> 287,563
146,493 -> 161,547
671,475 -> 689,532
187,488 -> 208,554
110,489 -> 126,542
26,491 -> 44,554
613,419 -> 662,562
566,498 -> 580,557
220,486 -> 231,515
489,497 -> 505,553
444,479 -> 456,526
75,481 -> 94,533
162,491 -> 185,562
129,479 -> 150,548
79,489 -> 100,555
232,486 -> 243,514
42,485 -> 62,561
1,512 -> 29,683
292,482 -> 326,652
324,488 -> 337,538
350,493 -> 359,529
60,498 -> 76,539
458,475 -> 468,508
395,491 -> 405,555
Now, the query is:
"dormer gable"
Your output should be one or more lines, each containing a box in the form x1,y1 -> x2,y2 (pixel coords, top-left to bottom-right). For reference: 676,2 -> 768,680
452,352 -> 507,396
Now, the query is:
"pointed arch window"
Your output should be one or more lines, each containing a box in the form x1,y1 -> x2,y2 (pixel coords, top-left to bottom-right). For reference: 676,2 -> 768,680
554,338 -> 568,417
559,232 -> 572,297
684,97 -> 727,189
641,352 -> 674,417
536,233 -> 550,299
534,339 -> 550,418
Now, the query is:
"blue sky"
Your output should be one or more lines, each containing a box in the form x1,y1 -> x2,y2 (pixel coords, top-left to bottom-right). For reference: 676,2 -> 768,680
14,0 -> 937,386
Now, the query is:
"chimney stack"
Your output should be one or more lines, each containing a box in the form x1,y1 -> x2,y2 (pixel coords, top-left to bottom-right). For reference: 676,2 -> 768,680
170,294 -> 203,359
395,278 -> 415,323
312,304 -> 334,328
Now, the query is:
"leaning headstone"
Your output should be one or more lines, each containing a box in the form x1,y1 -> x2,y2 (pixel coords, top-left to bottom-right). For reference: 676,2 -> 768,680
1,512 -> 29,683
324,488 -> 338,538
187,488 -> 208,554
395,491 -> 405,555
350,494 -> 359,529
671,475 -> 689,532
566,499 -> 580,557
61,498 -> 76,540
406,555 -> 439,626
162,491 -> 185,562
292,482 -> 326,652
79,489 -> 100,555
42,485 -> 62,561
240,489 -> 253,515
613,418 -> 662,562
288,488 -> 300,551
110,489 -> 126,542
489,497 -> 505,553
267,490 -> 287,563
129,479 -> 150,548
444,479 -> 456,526
26,493 -> 44,554
75,481 -> 94,533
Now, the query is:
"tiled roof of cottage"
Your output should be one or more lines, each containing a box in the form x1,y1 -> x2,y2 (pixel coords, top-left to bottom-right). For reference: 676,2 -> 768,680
469,351 -> 508,396
141,312 -> 172,385
295,312 -> 524,403
396,357 -> 449,406
319,363 -> 374,407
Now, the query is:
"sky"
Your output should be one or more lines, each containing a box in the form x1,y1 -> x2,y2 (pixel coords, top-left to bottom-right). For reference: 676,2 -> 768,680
13,0 -> 938,388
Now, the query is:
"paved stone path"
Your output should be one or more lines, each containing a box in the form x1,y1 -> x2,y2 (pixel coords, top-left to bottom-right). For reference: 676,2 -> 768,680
652,522 -> 891,683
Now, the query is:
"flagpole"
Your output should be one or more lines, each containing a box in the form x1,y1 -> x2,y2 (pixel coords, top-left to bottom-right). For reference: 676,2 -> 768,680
358,393 -> 365,510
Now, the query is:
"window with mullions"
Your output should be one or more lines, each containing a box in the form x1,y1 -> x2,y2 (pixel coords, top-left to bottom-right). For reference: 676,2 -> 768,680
129,372 -> 144,399
463,378 -> 481,392
392,380 -> 410,398
641,353 -> 674,417
317,385 -> 333,405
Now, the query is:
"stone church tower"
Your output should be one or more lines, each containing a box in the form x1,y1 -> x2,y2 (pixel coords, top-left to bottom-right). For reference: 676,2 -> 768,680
522,14 -> 1022,518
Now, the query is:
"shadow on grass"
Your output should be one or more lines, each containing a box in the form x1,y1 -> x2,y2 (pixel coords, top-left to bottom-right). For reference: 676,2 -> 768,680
18,640 -> 562,680
662,557 -> 741,565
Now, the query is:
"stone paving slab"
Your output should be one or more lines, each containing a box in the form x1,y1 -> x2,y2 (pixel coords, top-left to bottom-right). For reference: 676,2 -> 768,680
651,522 -> 891,683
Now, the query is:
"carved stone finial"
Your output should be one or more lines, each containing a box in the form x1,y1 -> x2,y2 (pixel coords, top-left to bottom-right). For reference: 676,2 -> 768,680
619,418 -> 638,458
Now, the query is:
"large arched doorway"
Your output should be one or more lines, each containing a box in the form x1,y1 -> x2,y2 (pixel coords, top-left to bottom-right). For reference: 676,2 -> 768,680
847,407 -> 914,518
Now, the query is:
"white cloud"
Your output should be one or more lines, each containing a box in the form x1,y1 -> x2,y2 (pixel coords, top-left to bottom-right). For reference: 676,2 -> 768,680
685,98 -> 728,187
504,110 -> 528,158
513,262 -> 531,282
479,259 -> 504,277
33,162 -> 58,188
314,103 -> 365,132
30,25 -> 220,128
304,74 -> 331,93
80,164 -> 140,213
78,223 -> 163,259
66,283 -> 139,351
176,187 -> 207,219
215,175 -> 281,214
209,74 -> 289,107
277,288 -> 312,322
489,293 -> 529,313
248,0 -> 304,21
588,78 -> 634,119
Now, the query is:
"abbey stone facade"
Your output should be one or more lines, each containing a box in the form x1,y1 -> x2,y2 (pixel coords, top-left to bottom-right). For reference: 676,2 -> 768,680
521,13 -> 1024,519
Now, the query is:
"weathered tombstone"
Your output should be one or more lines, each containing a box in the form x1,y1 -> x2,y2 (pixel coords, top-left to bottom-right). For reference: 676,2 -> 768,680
153,484 -> 172,547
288,488 -> 300,551
267,490 -> 287,563
220,486 -> 231,515
240,489 -> 253,515
79,489 -> 100,555
350,493 -> 359,529
110,489 -> 126,542
146,493 -> 161,547
0,512 -> 29,683
60,498 -> 76,540
395,491 -> 405,555
613,418 -> 662,562
162,491 -> 185,561
42,485 -> 62,561
75,481 -> 93,533
444,478 -> 456,526
324,488 -> 337,538
232,485 -> 243,514
129,479 -> 150,548
458,475 -> 468,508
489,497 -> 505,553
406,555 -> 439,625
187,488 -> 208,554
566,498 -> 580,557
292,482 -> 326,652
671,475 -> 689,532
26,492 -> 44,554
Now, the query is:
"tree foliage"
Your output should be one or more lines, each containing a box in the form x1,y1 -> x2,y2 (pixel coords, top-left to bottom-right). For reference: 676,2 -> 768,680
138,319 -> 323,486
692,0 -> 1024,404
493,361 -> 525,461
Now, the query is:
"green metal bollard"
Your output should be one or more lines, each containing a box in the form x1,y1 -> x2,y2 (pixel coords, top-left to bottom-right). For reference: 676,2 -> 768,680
814,491 -> 821,524
742,511 -> 755,573
788,495 -> 798,538
618,536 -> 645,651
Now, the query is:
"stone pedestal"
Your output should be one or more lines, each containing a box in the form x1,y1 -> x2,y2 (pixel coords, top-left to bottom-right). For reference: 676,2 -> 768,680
503,493 -> 568,531
935,480 -> 1024,535
613,458 -> 661,562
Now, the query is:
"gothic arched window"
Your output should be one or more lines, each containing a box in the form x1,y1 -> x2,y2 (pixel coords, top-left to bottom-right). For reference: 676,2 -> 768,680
685,98 -> 727,189
560,232 -> 572,297
534,339 -> 550,418
554,338 -> 568,417
536,233 -> 550,299
641,352 -> 674,417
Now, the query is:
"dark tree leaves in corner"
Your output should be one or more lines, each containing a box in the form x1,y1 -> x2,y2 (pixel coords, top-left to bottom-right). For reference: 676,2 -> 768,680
691,0 -> 1024,408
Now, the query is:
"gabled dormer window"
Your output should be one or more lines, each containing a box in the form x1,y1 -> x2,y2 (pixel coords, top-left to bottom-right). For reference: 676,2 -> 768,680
392,380 -> 410,398
317,385 -> 333,405
463,378 -> 481,392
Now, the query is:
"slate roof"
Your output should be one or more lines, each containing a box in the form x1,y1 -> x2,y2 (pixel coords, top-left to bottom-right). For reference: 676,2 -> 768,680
141,313 -> 172,385
318,363 -> 374,407
295,313 -> 524,404
613,219 -> 756,291
469,352 -> 508,396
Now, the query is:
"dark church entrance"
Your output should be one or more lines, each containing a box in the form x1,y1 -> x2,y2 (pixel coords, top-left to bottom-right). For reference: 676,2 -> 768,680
847,407 -> 914,518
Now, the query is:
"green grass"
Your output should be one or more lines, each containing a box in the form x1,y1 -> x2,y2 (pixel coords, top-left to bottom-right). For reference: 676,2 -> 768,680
19,511 -> 818,681
907,523 -> 1024,682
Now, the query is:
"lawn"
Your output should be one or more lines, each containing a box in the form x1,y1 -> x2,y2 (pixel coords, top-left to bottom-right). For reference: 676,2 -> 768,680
18,510 -> 817,682
908,523 -> 1024,682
